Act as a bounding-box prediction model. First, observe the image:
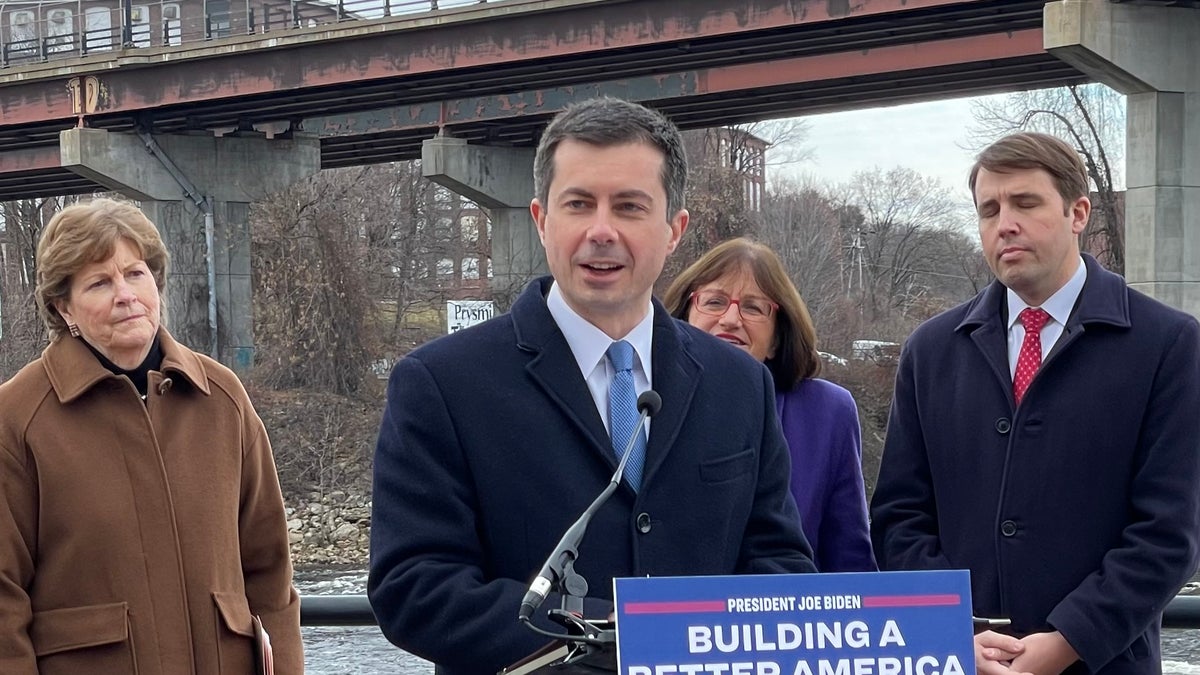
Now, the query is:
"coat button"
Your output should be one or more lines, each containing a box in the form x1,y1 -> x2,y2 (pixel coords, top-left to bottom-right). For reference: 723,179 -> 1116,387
995,418 -> 1011,434
636,513 -> 652,534
1000,520 -> 1018,537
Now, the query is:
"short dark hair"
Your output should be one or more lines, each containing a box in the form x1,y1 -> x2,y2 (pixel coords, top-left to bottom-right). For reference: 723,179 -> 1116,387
968,132 -> 1089,214
533,97 -> 688,219
662,237 -> 821,390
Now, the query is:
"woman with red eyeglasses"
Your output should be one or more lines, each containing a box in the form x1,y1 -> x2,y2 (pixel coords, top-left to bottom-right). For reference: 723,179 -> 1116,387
663,237 -> 876,572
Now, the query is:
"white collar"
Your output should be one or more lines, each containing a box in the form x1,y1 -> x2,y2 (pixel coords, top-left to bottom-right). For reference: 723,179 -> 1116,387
546,282 -> 654,379
1006,256 -> 1088,330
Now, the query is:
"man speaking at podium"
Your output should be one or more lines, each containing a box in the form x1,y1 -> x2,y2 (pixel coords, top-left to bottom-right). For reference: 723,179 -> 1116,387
368,97 -> 816,675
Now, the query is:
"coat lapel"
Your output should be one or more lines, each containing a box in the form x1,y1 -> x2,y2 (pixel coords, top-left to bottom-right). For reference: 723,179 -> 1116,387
512,278 -> 613,459
1043,254 -> 1130,366
958,280 -> 1016,402
41,335 -> 118,403
643,304 -> 701,486
509,279 -> 705,485
956,254 -> 1131,406
42,327 -> 209,403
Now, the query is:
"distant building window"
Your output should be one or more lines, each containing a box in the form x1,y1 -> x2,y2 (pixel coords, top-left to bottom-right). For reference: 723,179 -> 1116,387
436,258 -> 454,278
9,11 -> 37,57
162,3 -> 181,45
462,257 -> 479,280
84,7 -> 114,52
46,8 -> 75,53
10,10 -> 34,31
130,5 -> 151,47
461,215 -> 479,244
205,0 -> 231,38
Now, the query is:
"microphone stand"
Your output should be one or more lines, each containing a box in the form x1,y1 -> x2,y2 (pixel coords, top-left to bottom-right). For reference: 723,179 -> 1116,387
517,391 -> 661,650
555,432 -> 639,617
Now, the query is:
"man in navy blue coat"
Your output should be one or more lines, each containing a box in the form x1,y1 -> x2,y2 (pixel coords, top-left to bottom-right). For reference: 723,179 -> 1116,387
368,98 -> 816,675
871,132 -> 1200,675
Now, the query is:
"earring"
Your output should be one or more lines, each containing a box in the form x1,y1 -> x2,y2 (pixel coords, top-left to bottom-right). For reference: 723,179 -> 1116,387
68,323 -> 81,337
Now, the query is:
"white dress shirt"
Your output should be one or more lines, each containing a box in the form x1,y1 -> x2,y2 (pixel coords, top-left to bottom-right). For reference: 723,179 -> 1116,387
1006,257 -> 1087,379
546,282 -> 654,437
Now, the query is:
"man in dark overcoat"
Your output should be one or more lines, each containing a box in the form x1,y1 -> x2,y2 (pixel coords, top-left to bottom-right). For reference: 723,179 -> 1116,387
369,98 -> 816,675
871,131 -> 1200,675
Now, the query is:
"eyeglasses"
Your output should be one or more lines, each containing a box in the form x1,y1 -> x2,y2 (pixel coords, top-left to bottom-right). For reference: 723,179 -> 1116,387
689,290 -> 778,322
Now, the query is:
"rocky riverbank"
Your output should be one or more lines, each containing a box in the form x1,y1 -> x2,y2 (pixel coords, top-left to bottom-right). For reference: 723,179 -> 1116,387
286,491 -> 371,568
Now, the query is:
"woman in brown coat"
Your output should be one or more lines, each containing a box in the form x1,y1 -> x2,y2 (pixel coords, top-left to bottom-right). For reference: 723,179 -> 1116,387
0,198 -> 303,674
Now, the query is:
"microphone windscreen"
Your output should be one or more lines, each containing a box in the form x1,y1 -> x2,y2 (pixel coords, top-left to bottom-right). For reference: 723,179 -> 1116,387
637,390 -> 662,416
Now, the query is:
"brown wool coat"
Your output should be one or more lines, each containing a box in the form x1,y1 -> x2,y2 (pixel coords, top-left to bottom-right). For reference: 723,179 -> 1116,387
0,329 -> 303,674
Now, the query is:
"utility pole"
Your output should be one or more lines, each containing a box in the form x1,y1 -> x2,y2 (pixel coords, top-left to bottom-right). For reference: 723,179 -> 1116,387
843,228 -> 866,296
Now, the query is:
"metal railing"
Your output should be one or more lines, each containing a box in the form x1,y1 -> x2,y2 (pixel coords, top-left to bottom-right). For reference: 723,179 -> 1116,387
302,594 -> 376,626
0,0 -> 498,68
299,594 -> 1200,629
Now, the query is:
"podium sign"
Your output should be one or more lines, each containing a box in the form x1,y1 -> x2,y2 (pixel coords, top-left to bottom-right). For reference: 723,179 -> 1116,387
613,570 -> 974,675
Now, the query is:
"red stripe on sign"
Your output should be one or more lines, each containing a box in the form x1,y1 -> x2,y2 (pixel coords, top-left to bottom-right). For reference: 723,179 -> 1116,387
624,600 -> 728,614
862,594 -> 961,608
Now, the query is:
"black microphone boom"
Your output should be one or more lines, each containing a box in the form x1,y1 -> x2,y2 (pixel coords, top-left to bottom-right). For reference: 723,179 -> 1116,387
518,390 -> 661,622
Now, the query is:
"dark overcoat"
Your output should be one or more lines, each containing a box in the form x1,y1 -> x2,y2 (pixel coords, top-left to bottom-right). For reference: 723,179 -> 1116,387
368,277 -> 815,675
871,254 -> 1200,674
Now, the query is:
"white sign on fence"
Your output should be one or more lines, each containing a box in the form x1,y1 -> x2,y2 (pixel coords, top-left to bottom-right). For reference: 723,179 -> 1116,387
446,300 -> 494,334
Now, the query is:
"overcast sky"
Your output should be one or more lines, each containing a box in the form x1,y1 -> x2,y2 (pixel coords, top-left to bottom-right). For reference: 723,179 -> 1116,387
781,93 -> 1009,196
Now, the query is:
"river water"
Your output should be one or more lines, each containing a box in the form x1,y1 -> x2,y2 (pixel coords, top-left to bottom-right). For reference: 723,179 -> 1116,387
298,570 -> 1200,674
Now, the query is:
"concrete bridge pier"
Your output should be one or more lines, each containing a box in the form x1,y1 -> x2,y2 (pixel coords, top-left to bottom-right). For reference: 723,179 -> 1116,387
1045,1 -> 1200,318
59,128 -> 322,370
421,136 -> 546,305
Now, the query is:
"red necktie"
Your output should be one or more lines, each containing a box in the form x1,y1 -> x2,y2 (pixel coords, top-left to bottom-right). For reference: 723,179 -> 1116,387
1013,307 -> 1050,405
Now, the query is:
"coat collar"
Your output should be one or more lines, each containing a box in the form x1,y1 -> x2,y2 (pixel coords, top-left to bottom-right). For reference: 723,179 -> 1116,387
956,253 -> 1130,333
954,254 -> 1129,405
512,277 -> 608,446
511,277 -> 702,486
42,327 -> 211,404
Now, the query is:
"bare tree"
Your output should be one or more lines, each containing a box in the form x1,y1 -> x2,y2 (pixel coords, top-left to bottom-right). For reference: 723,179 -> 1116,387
661,127 -> 761,286
754,173 -> 988,489
842,167 -> 961,325
735,118 -> 814,168
253,161 -> 498,387
932,224 -> 994,298
360,162 -> 494,342
0,197 -> 76,379
756,177 -> 860,350
251,168 -> 379,395
968,83 -> 1126,272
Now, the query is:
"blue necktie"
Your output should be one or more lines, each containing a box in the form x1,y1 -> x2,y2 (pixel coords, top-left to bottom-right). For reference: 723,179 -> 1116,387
607,340 -> 646,490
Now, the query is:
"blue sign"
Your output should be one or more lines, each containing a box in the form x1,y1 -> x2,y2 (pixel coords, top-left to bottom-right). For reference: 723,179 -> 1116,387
613,570 -> 974,675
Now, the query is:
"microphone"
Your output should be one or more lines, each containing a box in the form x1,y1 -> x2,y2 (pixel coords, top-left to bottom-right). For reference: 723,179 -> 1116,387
518,390 -> 662,623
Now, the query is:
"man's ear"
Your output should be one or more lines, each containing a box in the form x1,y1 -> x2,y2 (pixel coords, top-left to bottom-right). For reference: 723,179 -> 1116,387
530,199 -> 547,246
1070,195 -> 1091,236
666,209 -> 689,254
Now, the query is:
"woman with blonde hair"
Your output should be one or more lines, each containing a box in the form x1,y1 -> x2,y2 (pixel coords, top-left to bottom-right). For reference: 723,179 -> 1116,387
0,198 -> 302,673
664,237 -> 875,572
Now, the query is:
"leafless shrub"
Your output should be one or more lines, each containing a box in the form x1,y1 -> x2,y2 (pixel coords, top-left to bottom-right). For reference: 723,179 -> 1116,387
251,169 -> 377,395
0,197 -> 78,380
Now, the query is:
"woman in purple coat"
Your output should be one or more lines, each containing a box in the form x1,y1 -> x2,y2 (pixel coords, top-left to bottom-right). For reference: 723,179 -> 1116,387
664,238 -> 876,572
